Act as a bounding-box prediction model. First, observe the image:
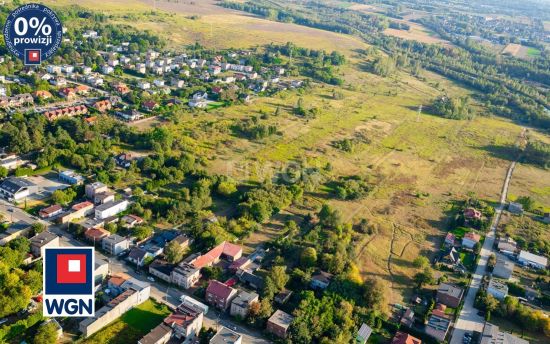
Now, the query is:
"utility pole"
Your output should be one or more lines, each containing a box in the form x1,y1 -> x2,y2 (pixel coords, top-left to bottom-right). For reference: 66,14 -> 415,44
417,104 -> 422,122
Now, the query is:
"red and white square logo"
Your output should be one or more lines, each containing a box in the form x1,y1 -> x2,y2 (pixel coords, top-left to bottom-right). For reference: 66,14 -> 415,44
57,254 -> 87,284
27,50 -> 40,62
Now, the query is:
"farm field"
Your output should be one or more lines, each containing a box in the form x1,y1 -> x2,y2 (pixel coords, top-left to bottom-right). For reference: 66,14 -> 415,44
502,43 -> 540,60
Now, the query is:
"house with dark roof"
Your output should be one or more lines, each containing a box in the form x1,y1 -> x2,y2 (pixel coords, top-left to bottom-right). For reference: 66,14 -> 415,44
480,322 -> 528,344
210,326 -> 242,344
30,231 -> 59,257
425,304 -> 451,342
205,280 -> 238,310
149,259 -> 175,283
127,247 -> 153,266
436,283 -> 464,308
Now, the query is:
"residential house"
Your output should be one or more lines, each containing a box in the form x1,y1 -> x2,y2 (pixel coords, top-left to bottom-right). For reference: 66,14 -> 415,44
441,247 -> 460,267
107,274 -> 129,296
85,227 -> 111,244
59,87 -> 76,99
210,327 -> 242,344
171,263 -> 200,289
464,207 -> 482,220
102,65 -> 114,74
30,231 -> 59,257
59,170 -> 84,185
115,153 -> 134,168
274,289 -> 292,305
480,322 -> 528,344
128,247 -> 153,267
436,283 -> 464,308
391,331 -> 422,344
138,81 -> 151,90
462,232 -> 481,249
113,82 -> 130,94
0,177 -> 33,201
94,255 -> 109,286
33,90 -> 52,100
425,304 -> 451,342
356,323 -> 373,344
102,234 -> 130,255
142,100 -> 158,112
518,250 -> 547,269
60,201 -> 94,224
230,290 -> 259,318
86,182 -> 109,199
94,191 -> 116,205
121,214 -> 144,228
79,278 -> 150,337
487,278 -> 509,300
171,234 -> 191,250
164,303 -> 204,342
95,200 -> 129,220
236,269 -> 264,291
267,310 -> 294,339
205,280 -> 238,310
116,109 -> 144,122
191,241 -> 243,269
497,237 -> 517,256
310,271 -> 333,290
444,233 -> 456,246
138,323 -> 172,344
39,204 -> 63,218
149,259 -> 175,283
93,100 -> 112,113
75,85 -> 90,94
493,255 -> 514,280
189,92 -> 208,108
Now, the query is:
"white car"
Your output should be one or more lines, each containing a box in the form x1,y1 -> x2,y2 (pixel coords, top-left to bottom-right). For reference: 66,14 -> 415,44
147,277 -> 155,282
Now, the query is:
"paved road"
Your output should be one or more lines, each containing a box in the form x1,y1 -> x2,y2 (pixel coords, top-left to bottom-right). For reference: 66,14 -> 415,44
449,160 -> 517,344
0,200 -> 270,343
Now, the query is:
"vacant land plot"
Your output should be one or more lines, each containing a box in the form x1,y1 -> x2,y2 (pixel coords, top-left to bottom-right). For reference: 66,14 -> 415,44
508,164 -> 550,213
384,26 -> 449,45
83,300 -> 170,344
502,43 -> 540,60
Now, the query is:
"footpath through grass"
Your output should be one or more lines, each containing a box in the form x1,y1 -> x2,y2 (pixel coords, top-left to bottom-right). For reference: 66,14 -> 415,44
83,299 -> 170,344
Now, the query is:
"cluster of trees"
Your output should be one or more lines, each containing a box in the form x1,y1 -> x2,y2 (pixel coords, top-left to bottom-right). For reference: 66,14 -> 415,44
0,237 -> 41,318
476,292 -> 550,336
523,140 -> 550,168
332,176 -> 372,200
432,96 -> 476,120
231,116 -> 278,140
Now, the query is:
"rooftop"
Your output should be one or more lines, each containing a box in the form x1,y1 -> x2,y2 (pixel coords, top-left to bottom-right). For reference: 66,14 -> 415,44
95,199 -> 128,212
268,309 -> 294,329
192,241 -> 242,269
480,322 -> 529,344
206,280 -> 235,300
30,231 -> 57,246
518,250 -> 548,267
210,326 -> 242,344
438,283 -> 463,299
232,290 -> 259,308
139,323 -> 172,344
392,331 -> 422,344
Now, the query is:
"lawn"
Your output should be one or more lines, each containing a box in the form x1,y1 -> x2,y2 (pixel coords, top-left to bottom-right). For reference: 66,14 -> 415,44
82,300 -> 170,344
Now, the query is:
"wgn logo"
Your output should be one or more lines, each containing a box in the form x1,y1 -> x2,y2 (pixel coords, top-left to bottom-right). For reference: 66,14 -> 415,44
43,247 -> 95,317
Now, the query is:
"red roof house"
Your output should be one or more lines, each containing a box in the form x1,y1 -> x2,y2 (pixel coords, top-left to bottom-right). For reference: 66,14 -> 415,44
392,331 -> 422,344
205,280 -> 238,310
191,241 -> 243,269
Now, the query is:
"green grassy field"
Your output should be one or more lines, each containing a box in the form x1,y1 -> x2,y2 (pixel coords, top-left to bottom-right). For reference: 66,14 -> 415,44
82,300 -> 170,344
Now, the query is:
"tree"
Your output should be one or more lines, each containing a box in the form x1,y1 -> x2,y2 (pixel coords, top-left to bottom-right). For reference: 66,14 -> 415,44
413,256 -> 430,269
132,225 -> 153,241
413,267 -> 434,287
31,223 -> 46,235
363,277 -> 387,312
217,180 -> 238,196
488,253 -> 496,270
165,240 -> 184,263
300,247 -> 318,268
0,166 -> 7,178
271,265 -> 289,291
52,188 -> 76,205
34,321 -> 58,344
515,196 -> 535,212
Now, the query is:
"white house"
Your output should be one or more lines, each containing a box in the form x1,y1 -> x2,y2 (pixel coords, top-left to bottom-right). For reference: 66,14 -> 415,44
518,250 -> 548,269
137,81 -> 151,90
102,65 -> 114,75
95,200 -> 129,220
102,234 -> 130,255
487,278 -> 508,300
